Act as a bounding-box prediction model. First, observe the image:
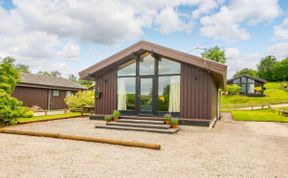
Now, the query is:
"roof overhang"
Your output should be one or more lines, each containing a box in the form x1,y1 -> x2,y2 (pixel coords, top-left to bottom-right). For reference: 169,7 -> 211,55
17,83 -> 85,91
79,40 -> 227,89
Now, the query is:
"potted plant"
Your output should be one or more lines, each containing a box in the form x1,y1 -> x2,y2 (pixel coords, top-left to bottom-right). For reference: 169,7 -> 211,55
170,118 -> 179,128
104,115 -> 113,122
113,110 -> 120,122
164,113 -> 172,125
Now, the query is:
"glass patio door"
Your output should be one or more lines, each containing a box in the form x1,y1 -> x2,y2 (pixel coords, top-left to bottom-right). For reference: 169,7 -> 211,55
139,77 -> 153,114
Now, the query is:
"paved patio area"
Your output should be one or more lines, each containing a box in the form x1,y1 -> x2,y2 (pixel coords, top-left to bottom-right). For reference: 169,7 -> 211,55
0,114 -> 287,177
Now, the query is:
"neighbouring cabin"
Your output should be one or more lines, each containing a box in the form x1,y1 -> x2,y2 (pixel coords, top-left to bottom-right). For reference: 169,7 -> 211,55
227,74 -> 266,96
79,41 -> 227,124
12,73 -> 85,110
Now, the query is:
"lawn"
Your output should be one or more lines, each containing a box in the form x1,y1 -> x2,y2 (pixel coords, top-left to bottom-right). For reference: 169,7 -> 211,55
221,82 -> 288,109
231,109 -> 288,123
14,112 -> 82,124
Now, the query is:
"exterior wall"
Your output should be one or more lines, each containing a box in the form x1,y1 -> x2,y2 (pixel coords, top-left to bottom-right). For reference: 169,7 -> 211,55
93,62 -> 218,120
12,86 -> 49,109
94,69 -> 117,115
12,86 -> 76,110
180,63 -> 217,120
50,90 -> 68,109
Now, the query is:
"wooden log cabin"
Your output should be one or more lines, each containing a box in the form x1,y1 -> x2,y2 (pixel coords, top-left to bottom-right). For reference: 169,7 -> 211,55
79,41 -> 227,126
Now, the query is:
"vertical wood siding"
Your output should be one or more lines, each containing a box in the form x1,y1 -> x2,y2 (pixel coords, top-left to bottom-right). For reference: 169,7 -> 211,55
12,87 -> 49,109
95,69 -> 117,114
180,63 -> 217,120
51,90 -> 67,109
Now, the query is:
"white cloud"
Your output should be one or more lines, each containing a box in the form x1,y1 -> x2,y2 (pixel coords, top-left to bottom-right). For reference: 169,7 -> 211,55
155,7 -> 193,34
192,0 -> 218,19
267,43 -> 288,59
226,48 -> 260,77
273,18 -> 288,40
200,0 -> 281,41
58,41 -> 80,60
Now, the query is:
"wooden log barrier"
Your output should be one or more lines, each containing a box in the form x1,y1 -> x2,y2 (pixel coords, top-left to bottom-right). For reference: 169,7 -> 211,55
0,129 -> 161,150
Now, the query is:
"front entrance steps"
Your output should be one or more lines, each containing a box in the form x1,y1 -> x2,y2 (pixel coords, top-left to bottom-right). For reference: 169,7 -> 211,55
95,116 -> 179,134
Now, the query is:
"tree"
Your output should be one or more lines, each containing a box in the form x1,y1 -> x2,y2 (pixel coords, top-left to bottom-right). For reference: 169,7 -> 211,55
257,56 -> 277,81
15,64 -> 30,73
0,57 -> 32,125
201,46 -> 226,64
38,70 -> 61,78
64,90 -> 94,110
273,58 -> 288,81
0,57 -> 20,94
233,68 -> 257,78
68,74 -> 93,88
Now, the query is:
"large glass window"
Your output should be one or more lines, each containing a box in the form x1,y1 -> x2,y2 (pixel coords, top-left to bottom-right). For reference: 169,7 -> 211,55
233,78 -> 240,84
158,57 -> 181,75
117,78 -> 136,111
139,53 -> 155,75
118,60 -> 136,76
158,76 -> 180,112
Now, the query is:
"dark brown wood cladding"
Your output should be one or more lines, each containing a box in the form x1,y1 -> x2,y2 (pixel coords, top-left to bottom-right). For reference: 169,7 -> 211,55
12,87 -> 49,109
94,68 -> 117,115
51,90 -> 67,109
180,63 -> 217,120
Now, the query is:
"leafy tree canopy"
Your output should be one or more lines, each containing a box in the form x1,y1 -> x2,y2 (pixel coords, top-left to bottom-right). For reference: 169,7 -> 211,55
233,68 -> 257,78
38,70 -> 61,78
68,74 -> 94,88
0,57 -> 32,125
0,57 -> 20,94
15,64 -> 30,73
273,58 -> 288,81
201,46 -> 226,64
257,55 -> 277,81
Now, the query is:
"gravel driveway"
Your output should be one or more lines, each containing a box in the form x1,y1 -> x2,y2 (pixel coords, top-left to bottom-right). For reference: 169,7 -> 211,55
0,114 -> 287,178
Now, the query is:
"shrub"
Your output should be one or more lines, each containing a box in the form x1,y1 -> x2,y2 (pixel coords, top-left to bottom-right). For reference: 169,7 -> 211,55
65,90 -> 94,110
225,84 -> 241,95
104,115 -> 113,122
254,87 -> 262,93
170,118 -> 178,125
164,113 -> 172,121
113,110 -> 120,118
0,90 -> 32,125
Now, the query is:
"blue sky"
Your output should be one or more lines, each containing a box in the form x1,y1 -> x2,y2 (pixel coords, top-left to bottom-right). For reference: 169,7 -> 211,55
1,0 -> 288,78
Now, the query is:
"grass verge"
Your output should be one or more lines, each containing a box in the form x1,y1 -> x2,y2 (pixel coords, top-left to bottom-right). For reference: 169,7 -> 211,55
231,109 -> 288,123
221,82 -> 288,109
14,112 -> 83,124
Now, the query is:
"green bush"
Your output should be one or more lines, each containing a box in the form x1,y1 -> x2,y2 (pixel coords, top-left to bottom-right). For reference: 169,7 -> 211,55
226,84 -> 241,95
113,110 -> 120,118
164,113 -> 172,121
0,90 -> 32,125
170,119 -> 178,125
104,115 -> 113,122
65,90 -> 94,110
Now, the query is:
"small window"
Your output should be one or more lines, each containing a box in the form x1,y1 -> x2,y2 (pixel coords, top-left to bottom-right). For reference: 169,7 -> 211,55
66,91 -> 72,97
247,79 -> 255,84
53,90 -> 60,97
241,77 -> 246,83
233,78 -> 240,84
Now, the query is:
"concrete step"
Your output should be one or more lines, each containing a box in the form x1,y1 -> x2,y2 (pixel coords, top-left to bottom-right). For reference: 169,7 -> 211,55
120,115 -> 165,121
107,121 -> 170,129
118,119 -> 165,125
95,125 -> 179,134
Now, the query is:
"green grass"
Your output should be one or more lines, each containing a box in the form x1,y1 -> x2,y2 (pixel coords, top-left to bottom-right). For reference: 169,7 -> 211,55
14,112 -> 82,124
221,82 -> 288,109
231,109 -> 288,123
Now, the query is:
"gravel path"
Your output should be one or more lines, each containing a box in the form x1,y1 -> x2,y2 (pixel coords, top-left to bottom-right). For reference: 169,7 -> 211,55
0,115 -> 287,178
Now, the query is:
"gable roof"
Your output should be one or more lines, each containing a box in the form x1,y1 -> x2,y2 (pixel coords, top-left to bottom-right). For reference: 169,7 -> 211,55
79,40 -> 227,88
227,74 -> 267,83
17,73 -> 85,90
